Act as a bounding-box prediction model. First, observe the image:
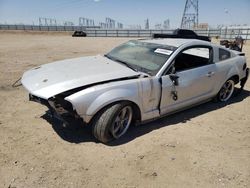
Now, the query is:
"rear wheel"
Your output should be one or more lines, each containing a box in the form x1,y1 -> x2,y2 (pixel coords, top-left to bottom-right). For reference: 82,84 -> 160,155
217,79 -> 235,102
92,102 -> 133,143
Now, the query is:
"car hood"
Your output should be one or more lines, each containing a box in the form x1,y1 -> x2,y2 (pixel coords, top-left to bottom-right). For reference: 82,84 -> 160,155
21,55 -> 140,99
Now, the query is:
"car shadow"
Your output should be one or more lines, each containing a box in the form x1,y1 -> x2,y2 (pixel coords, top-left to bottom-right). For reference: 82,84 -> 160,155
41,114 -> 94,143
41,88 -> 250,145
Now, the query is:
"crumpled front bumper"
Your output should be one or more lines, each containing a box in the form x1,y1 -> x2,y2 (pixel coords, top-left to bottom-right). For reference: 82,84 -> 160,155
29,94 -> 82,125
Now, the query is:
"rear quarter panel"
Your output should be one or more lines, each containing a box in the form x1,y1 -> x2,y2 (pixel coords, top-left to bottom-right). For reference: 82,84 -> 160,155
213,54 -> 246,94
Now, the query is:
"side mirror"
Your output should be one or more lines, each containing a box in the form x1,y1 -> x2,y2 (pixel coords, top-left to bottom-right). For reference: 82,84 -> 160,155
169,74 -> 179,86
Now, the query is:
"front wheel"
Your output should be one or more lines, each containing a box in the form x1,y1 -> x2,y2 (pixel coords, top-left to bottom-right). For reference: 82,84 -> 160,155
217,79 -> 235,102
92,102 -> 133,143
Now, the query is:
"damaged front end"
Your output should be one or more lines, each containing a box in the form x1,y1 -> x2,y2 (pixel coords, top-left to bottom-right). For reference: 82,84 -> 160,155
29,93 -> 81,125
27,74 -> 143,125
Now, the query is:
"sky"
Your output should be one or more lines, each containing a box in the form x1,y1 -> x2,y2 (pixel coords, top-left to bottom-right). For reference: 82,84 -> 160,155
0,0 -> 249,28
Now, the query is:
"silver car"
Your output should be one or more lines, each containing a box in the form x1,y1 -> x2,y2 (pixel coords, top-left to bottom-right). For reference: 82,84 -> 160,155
22,38 -> 249,143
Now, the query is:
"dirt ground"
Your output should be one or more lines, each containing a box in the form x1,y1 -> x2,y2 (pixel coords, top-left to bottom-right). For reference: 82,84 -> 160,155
0,31 -> 249,188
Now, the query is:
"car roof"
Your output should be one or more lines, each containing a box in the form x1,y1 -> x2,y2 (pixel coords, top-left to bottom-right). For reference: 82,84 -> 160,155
142,38 -> 212,47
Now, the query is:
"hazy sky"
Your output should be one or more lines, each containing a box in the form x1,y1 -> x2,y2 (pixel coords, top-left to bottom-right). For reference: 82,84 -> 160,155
0,0 -> 249,28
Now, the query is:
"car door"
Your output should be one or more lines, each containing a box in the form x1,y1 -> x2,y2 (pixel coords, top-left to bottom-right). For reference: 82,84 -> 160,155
160,46 -> 217,115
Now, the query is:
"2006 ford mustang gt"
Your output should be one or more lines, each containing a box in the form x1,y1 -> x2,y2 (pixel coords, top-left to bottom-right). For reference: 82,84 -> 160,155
22,38 -> 249,143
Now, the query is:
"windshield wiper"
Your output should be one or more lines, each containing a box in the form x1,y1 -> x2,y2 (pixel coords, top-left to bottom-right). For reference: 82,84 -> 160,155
104,54 -> 138,72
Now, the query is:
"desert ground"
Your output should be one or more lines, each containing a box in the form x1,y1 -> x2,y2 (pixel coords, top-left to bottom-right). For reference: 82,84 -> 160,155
0,31 -> 249,188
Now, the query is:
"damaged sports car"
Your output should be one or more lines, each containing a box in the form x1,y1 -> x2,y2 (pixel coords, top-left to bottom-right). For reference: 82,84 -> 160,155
22,38 -> 249,143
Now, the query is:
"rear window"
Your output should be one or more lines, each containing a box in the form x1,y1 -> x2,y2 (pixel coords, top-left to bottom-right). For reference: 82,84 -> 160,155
219,48 -> 231,61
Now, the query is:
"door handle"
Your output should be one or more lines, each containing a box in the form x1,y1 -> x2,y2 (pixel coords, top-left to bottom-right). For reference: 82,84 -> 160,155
206,71 -> 215,77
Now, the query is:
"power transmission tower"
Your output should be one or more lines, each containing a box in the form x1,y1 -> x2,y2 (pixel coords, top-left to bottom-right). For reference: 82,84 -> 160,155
180,0 -> 199,29
117,22 -> 123,29
63,21 -> 74,26
99,22 -> 107,28
39,17 -> 57,26
106,18 -> 115,29
79,17 -> 95,26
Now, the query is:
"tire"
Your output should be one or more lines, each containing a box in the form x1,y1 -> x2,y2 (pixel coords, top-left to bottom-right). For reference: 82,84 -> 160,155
92,102 -> 133,143
217,79 -> 235,102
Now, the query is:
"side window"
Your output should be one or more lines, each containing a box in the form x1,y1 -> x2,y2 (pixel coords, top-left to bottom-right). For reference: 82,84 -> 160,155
174,47 -> 212,72
219,48 -> 231,61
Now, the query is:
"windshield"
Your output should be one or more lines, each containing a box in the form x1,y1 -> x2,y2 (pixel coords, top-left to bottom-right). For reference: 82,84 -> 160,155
106,40 -> 176,75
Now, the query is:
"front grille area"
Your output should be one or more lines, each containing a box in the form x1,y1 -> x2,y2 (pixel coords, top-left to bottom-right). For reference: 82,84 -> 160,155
29,93 -> 83,125
48,97 -> 74,115
29,94 -> 79,119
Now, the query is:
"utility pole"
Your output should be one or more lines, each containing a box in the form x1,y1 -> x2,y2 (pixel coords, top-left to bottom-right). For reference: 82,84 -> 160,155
163,19 -> 170,29
145,19 -> 149,29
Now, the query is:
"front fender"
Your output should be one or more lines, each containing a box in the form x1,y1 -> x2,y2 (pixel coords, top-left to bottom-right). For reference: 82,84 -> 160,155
65,80 -> 141,123
87,88 -> 139,116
